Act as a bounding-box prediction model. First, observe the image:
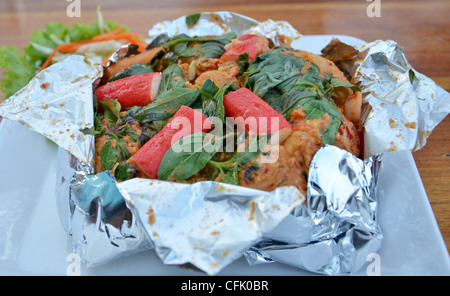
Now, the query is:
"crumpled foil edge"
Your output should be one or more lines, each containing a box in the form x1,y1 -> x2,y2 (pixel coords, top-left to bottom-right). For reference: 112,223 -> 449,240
244,146 -> 383,275
354,40 -> 450,157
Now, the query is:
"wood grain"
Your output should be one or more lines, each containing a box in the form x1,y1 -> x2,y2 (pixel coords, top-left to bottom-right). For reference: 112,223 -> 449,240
1,0 -> 449,256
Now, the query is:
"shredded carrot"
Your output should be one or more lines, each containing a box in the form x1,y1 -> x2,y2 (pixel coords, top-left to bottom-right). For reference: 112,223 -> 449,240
91,27 -> 123,41
39,26 -> 148,71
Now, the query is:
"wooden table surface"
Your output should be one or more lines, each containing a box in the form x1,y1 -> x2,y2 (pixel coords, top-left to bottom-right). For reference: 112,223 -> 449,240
1,0 -> 449,262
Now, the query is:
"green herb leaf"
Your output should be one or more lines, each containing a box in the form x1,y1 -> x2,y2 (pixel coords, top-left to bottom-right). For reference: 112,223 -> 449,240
107,63 -> 153,82
246,48 -> 351,146
165,32 -> 236,48
237,52 -> 250,76
129,87 -> 200,123
324,76 -> 361,92
408,69 -> 416,85
80,116 -> 104,136
215,165 -> 239,185
246,48 -> 309,99
0,46 -> 38,98
201,82 -> 230,122
268,85 -> 317,119
152,33 -> 236,70
199,79 -> 220,117
157,132 -> 222,181
99,99 -> 122,124
226,134 -> 270,164
298,96 -> 343,121
178,42 -> 226,59
160,63 -> 186,91
114,162 -> 137,181
200,78 -> 220,98
320,116 -> 341,145
185,13 -> 201,28
101,141 -> 119,171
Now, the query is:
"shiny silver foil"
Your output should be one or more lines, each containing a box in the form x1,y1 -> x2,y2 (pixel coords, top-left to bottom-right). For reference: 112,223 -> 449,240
0,55 -> 103,164
353,40 -> 450,157
147,11 -> 301,46
119,178 -> 304,275
0,12 -> 448,276
244,146 -> 383,275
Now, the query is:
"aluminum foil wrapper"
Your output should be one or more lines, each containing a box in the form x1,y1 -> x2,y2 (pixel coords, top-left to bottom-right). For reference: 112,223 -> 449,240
359,40 -> 450,156
0,12 -> 448,275
55,144 -> 303,275
119,179 -> 303,275
245,146 -> 383,275
323,39 -> 450,157
147,11 -> 301,46
0,55 -> 103,164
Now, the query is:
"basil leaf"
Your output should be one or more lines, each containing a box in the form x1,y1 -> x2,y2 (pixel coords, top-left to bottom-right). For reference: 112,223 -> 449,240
200,79 -> 219,117
247,48 -> 308,98
200,78 -> 219,97
326,76 -> 361,92
212,83 -> 230,122
269,85 -> 317,119
199,80 -> 230,123
214,85 -> 228,123
160,63 -> 186,91
80,113 -> 104,136
186,13 -> 201,28
114,162 -> 137,181
216,165 -> 239,185
165,32 -> 236,48
178,41 -> 226,59
101,141 -> 119,171
237,52 -> 250,75
147,34 -> 169,50
107,63 -> 153,82
100,99 -> 121,124
125,126 -> 140,143
297,96 -> 343,121
153,33 -> 236,69
320,116 -> 341,145
408,69 -> 416,85
289,95 -> 344,145
246,47 -> 353,148
129,87 -> 200,123
157,132 -> 222,181
227,134 -> 270,164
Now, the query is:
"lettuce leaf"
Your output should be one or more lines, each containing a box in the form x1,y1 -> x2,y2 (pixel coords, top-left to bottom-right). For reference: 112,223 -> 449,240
0,20 -> 128,98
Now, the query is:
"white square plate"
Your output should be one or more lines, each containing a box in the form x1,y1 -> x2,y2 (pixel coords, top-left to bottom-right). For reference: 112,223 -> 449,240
0,35 -> 449,276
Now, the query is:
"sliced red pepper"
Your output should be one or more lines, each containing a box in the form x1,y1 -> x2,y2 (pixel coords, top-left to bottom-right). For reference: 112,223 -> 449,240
220,34 -> 270,63
223,87 -> 292,143
129,105 -> 213,179
94,72 -> 162,110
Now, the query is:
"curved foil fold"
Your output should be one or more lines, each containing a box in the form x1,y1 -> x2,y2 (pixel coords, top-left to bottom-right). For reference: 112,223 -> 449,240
245,146 -> 383,275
